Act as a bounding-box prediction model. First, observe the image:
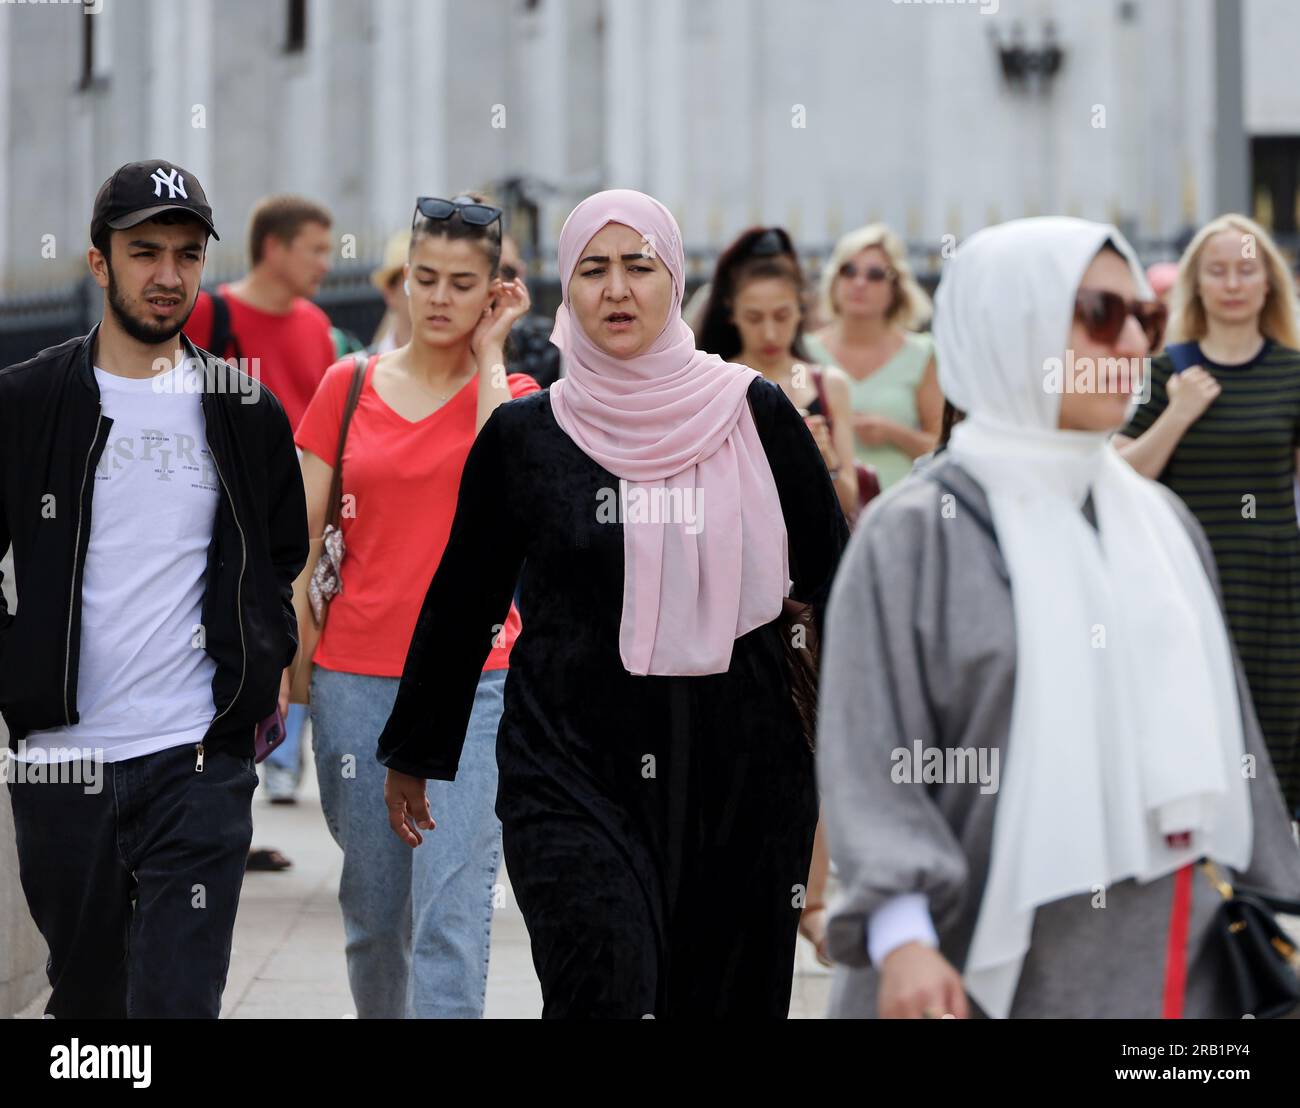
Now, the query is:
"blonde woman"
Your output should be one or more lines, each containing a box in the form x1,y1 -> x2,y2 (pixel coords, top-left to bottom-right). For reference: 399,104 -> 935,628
1116,213 -> 1300,815
804,225 -> 943,489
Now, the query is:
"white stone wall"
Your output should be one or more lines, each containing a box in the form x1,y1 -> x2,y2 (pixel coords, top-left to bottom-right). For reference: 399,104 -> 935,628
0,0 -> 1297,284
1245,0 -> 1300,134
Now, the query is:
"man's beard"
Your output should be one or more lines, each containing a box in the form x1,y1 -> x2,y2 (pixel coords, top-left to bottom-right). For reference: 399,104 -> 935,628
106,265 -> 196,347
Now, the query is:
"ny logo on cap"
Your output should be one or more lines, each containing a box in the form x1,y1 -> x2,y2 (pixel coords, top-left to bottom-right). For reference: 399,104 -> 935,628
150,167 -> 187,200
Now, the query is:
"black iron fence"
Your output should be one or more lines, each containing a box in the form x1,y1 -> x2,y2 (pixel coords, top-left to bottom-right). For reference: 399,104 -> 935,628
0,264 -> 391,367
0,251 -> 945,367
4,232 -> 1290,368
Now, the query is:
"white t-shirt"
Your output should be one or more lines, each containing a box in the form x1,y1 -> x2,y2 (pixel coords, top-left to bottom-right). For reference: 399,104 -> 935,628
22,359 -> 220,763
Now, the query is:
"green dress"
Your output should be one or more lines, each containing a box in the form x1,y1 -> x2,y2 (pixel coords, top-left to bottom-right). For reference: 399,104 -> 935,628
1121,340 -> 1300,812
802,331 -> 935,490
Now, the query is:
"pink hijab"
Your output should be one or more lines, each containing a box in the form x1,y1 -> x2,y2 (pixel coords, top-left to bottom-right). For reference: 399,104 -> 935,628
549,189 -> 789,676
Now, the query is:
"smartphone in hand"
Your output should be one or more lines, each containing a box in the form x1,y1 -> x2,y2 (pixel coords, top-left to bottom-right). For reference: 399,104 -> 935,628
254,707 -> 286,764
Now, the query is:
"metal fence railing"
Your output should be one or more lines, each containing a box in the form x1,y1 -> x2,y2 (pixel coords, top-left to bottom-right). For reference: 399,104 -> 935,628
0,265 -> 392,368
4,232 -> 1292,369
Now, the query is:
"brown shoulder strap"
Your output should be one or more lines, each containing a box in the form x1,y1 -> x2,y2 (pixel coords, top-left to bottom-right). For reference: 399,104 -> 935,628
809,363 -> 833,433
325,353 -> 369,529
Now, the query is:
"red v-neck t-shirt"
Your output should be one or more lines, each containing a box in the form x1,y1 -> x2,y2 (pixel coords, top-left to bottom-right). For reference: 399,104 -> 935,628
295,354 -> 540,676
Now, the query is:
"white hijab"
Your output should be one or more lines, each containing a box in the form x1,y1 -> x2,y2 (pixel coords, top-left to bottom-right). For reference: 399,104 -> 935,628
935,218 -> 1253,1018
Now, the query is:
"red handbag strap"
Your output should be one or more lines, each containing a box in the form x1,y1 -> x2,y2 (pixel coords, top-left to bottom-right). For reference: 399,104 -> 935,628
809,364 -> 833,433
1162,863 -> 1194,1018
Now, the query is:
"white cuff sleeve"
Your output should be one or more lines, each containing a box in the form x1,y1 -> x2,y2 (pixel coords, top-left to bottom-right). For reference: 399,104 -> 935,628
866,893 -> 939,966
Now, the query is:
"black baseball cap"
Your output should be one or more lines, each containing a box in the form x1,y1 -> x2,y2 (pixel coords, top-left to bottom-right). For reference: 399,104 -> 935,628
91,159 -> 220,244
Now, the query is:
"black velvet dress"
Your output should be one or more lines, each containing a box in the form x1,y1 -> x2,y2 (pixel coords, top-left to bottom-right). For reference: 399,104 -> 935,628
376,377 -> 848,1018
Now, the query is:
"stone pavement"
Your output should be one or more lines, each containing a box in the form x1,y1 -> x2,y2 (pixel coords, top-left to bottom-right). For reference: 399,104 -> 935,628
19,738 -> 832,1019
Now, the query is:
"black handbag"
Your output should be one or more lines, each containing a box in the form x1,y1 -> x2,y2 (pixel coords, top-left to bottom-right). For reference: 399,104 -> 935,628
1201,861 -> 1300,1019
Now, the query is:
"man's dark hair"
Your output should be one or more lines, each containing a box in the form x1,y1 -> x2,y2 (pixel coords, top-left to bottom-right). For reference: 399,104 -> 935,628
92,209 -> 210,263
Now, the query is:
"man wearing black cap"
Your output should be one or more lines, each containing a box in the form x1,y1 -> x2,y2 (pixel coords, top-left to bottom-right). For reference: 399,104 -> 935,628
0,160 -> 308,1017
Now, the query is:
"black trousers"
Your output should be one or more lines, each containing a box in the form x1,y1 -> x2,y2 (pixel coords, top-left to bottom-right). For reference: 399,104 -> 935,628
8,741 -> 256,1018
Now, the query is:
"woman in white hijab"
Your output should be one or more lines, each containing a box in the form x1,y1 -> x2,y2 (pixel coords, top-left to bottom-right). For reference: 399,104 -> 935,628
817,217 -> 1300,1018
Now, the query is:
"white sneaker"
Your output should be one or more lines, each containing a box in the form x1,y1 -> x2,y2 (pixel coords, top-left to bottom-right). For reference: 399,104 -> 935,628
264,764 -> 298,804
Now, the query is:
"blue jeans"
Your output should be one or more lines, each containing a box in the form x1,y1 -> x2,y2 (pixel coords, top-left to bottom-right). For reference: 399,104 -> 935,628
310,664 -> 505,1018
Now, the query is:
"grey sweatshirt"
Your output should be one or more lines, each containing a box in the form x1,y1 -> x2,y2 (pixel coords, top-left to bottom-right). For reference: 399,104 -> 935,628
816,452 -> 1300,1018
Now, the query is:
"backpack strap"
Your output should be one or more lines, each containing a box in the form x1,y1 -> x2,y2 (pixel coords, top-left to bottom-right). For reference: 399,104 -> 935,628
1164,341 -> 1200,375
208,290 -> 244,364
918,466 -> 1004,558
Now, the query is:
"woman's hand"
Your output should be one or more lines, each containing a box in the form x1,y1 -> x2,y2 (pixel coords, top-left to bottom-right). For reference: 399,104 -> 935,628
853,412 -> 898,448
1165,365 -> 1221,429
877,942 -> 970,1019
385,768 -> 435,847
470,276 -> 532,362
804,414 -> 839,471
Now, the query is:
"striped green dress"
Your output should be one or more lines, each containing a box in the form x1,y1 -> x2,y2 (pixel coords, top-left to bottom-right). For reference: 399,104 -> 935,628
1121,340 -> 1300,812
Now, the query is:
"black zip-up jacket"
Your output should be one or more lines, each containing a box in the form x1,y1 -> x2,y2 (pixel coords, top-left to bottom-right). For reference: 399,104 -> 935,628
0,324 -> 309,756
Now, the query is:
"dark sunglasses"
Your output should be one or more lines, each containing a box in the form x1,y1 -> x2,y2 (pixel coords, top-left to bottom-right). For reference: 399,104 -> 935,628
411,196 -> 503,233
500,263 -> 519,282
1074,288 -> 1167,350
839,262 -> 895,283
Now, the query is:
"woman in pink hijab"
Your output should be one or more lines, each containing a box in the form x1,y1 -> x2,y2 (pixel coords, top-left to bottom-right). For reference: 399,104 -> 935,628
376,189 -> 848,1017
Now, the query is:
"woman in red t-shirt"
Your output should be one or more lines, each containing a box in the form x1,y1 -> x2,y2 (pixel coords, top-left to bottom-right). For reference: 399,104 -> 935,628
293,193 -> 538,1018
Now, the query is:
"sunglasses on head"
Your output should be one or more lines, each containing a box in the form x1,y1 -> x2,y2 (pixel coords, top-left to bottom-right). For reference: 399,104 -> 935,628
839,262 -> 896,283
748,228 -> 792,258
1074,288 -> 1167,350
411,196 -> 503,233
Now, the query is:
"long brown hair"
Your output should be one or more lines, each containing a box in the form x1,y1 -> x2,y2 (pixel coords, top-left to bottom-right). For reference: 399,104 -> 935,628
696,227 -> 812,363
937,400 -> 964,448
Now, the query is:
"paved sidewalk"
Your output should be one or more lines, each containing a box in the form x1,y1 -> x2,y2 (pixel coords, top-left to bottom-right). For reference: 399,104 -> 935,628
20,742 -> 831,1019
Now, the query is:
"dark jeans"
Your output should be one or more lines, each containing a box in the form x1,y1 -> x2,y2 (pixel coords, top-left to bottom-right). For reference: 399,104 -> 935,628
8,742 -> 257,1018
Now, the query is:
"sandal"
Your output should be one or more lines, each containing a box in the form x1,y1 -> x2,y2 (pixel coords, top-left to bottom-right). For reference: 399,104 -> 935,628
246,847 -> 293,872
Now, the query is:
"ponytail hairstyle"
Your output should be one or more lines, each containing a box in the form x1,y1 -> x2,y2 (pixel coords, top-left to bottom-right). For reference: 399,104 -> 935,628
695,227 -> 813,364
